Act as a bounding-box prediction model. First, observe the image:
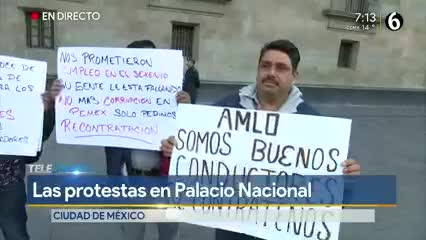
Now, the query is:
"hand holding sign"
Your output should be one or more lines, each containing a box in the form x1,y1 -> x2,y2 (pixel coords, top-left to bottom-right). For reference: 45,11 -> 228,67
176,91 -> 191,104
42,79 -> 64,110
160,136 -> 176,158
342,159 -> 361,175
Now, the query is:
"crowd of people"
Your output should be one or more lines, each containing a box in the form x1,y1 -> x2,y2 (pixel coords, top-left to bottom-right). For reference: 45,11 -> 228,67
0,39 -> 360,240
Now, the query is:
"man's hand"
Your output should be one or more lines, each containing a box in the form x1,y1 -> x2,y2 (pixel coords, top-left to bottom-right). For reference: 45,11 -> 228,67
176,91 -> 191,104
42,79 -> 64,110
342,159 -> 361,175
160,136 -> 176,157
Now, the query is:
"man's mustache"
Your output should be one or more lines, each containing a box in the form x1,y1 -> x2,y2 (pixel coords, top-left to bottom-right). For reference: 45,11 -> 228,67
261,76 -> 279,85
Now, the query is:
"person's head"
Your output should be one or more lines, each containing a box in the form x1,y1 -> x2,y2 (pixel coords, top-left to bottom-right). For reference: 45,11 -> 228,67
185,57 -> 195,68
256,39 -> 300,98
127,40 -> 156,49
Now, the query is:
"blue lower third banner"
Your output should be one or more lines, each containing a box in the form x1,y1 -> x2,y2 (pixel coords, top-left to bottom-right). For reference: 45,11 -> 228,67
26,175 -> 396,205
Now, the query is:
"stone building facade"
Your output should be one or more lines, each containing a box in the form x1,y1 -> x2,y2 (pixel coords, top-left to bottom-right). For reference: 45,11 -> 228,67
0,0 -> 424,91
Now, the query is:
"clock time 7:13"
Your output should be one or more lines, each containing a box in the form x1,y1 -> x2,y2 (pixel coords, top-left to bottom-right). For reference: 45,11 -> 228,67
355,12 -> 377,24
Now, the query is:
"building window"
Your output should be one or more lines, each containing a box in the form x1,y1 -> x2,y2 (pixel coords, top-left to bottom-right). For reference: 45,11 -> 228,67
345,0 -> 369,13
24,10 -> 55,49
337,40 -> 359,69
171,23 -> 195,58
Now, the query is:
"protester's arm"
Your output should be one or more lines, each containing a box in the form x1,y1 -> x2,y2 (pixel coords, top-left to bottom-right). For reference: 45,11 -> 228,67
341,159 -> 360,208
160,137 -> 176,158
41,79 -> 63,142
159,91 -> 190,165
342,159 -> 360,175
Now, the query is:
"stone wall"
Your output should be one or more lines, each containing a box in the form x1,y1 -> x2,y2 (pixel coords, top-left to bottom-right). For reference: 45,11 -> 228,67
0,0 -> 424,90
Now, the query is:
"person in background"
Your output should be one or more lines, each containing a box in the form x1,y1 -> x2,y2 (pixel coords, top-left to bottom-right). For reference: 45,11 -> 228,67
128,91 -> 190,240
160,39 -> 361,240
183,57 -> 200,104
0,79 -> 63,240
104,39 -> 157,176
120,39 -> 191,240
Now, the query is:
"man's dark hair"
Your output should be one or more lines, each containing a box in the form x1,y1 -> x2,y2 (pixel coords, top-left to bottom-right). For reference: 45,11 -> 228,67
258,39 -> 300,72
127,40 -> 156,48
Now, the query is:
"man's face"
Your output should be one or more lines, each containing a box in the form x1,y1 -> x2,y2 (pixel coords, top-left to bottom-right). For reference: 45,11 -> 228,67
256,50 -> 297,97
186,59 -> 193,68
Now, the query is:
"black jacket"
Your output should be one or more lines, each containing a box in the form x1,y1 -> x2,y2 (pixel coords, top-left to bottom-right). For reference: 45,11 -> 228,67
183,66 -> 200,93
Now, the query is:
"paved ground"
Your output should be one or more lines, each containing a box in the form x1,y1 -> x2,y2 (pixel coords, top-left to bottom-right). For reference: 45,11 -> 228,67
1,85 -> 424,240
